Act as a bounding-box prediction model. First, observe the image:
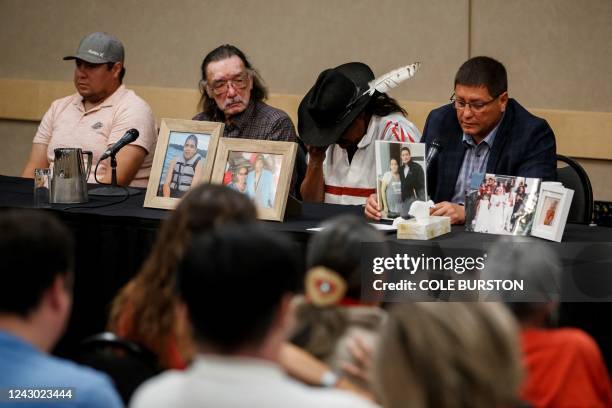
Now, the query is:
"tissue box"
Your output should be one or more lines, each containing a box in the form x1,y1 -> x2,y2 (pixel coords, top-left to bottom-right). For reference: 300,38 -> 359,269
396,216 -> 451,240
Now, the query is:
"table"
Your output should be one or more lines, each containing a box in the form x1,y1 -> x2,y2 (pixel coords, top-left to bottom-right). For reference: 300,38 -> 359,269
1,175 -> 611,369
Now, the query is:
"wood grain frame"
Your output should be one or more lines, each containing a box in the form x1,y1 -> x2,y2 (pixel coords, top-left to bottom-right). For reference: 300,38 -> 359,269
211,138 -> 297,221
144,118 -> 223,210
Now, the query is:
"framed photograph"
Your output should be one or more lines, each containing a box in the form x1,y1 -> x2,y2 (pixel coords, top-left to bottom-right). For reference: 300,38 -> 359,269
144,119 -> 223,210
531,182 -> 574,242
375,141 -> 427,219
211,138 -> 297,221
465,174 -> 541,236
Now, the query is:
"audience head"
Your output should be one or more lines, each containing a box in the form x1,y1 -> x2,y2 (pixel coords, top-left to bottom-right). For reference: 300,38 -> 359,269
177,225 -> 301,354
375,302 -> 522,408
482,240 -> 562,326
64,32 -> 126,102
0,210 -> 74,350
306,215 -> 385,301
198,44 -> 267,121
298,62 -> 406,148
108,184 -> 257,364
452,56 -> 509,141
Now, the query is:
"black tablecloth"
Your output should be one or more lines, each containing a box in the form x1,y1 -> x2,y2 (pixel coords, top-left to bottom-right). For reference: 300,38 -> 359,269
1,175 -> 611,368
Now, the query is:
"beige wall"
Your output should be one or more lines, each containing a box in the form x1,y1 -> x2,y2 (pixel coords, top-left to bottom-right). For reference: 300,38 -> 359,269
1,0 -> 611,200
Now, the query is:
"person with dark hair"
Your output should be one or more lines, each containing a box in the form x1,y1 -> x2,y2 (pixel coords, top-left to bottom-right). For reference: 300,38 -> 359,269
130,225 -> 376,408
0,210 -> 122,407
193,44 -> 297,142
299,62 -> 421,205
398,146 -> 425,213
228,162 -> 249,193
162,134 -> 203,198
365,56 -> 556,224
291,215 -> 386,394
22,32 -> 157,187
109,183 -> 258,370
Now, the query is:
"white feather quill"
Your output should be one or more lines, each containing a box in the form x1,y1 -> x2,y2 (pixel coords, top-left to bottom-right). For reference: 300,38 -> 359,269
363,62 -> 421,96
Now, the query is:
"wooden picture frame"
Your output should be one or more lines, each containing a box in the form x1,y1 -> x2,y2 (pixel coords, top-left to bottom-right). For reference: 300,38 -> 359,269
211,138 -> 297,221
531,182 -> 574,242
144,118 -> 223,210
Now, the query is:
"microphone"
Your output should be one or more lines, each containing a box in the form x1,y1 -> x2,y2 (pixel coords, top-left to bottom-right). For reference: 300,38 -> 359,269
425,138 -> 442,171
99,129 -> 139,161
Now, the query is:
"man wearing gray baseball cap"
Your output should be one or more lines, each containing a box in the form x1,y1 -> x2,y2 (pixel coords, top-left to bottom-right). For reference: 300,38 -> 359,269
22,32 -> 157,187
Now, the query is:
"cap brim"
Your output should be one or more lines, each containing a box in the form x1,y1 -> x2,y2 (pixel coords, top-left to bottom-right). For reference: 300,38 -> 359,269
63,52 -> 111,64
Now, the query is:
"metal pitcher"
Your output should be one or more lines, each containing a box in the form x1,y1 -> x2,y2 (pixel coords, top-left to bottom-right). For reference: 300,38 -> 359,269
50,148 -> 93,204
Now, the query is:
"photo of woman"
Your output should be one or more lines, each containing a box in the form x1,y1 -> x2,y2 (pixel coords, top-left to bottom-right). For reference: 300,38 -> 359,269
380,158 -> 402,218
227,163 -> 249,194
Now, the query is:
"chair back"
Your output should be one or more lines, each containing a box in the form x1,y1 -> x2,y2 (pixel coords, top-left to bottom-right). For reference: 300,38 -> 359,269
556,154 -> 593,224
75,332 -> 162,404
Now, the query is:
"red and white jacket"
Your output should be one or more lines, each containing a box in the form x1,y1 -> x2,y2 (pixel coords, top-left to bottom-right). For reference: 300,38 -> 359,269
321,113 -> 421,205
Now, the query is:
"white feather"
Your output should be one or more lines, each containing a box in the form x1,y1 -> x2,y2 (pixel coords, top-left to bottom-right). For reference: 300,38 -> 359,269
364,62 -> 421,96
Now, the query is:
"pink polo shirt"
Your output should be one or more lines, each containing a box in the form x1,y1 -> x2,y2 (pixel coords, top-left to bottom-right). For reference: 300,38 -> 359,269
33,85 -> 157,187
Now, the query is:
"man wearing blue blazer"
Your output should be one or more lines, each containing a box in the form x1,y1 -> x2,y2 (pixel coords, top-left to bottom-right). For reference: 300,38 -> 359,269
366,56 -> 556,224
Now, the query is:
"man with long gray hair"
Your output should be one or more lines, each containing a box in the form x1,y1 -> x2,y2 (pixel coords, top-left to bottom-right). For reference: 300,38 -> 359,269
193,44 -> 297,142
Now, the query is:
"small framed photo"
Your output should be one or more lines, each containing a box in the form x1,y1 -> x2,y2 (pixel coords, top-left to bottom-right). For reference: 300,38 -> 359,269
144,119 -> 223,210
531,182 -> 574,242
375,141 -> 427,219
211,138 -> 297,221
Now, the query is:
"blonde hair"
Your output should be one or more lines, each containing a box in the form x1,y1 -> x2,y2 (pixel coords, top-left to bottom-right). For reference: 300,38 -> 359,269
375,302 -> 522,408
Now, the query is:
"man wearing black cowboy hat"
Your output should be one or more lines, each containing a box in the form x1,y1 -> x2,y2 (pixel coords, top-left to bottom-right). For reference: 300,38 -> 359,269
299,62 -> 421,205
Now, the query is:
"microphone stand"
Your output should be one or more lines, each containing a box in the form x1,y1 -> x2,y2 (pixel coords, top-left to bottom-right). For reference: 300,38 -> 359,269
89,153 -> 142,197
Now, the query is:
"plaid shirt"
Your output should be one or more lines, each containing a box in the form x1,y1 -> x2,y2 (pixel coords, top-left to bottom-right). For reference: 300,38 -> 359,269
193,100 -> 297,142
451,123 -> 500,204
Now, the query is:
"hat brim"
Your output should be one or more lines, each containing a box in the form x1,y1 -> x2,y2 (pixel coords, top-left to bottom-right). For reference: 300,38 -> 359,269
298,62 -> 374,147
63,53 -> 114,64
298,92 -> 371,147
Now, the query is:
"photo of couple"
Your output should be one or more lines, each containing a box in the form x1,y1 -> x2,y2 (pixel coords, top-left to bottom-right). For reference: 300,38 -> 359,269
465,175 -> 541,235
375,141 -> 427,219
223,152 -> 282,209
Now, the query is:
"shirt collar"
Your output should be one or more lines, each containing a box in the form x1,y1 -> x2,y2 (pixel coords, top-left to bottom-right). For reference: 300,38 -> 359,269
72,84 -> 126,111
226,100 -> 256,131
356,115 -> 379,149
190,354 -> 284,381
0,330 -> 43,355
461,113 -> 504,148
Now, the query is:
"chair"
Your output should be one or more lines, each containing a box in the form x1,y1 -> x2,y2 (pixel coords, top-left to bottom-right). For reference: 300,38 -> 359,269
74,332 -> 162,404
556,154 -> 593,224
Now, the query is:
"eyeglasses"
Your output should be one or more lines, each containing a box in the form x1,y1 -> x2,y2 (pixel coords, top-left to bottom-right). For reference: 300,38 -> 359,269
209,73 -> 250,95
450,93 -> 499,113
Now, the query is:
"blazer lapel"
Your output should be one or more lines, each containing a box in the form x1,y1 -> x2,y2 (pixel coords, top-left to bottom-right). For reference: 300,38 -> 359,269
441,127 -> 466,200
486,99 -> 515,173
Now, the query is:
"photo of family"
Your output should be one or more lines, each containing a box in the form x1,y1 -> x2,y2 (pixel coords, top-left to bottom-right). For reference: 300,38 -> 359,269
223,151 -> 282,209
465,174 -> 541,236
157,131 -> 211,198
375,141 -> 426,219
